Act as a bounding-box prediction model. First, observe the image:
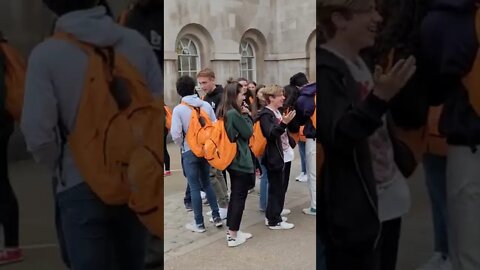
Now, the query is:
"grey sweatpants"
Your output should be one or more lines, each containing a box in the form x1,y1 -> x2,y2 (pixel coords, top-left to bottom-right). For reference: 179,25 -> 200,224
447,146 -> 480,270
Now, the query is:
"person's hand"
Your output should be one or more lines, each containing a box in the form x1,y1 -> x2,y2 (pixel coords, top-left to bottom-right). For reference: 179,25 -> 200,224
373,56 -> 417,101
241,106 -> 250,114
282,109 -> 296,125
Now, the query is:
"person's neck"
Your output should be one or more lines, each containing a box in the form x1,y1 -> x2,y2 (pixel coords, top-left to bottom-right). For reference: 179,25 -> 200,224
207,86 -> 216,94
266,104 -> 278,112
323,37 -> 360,64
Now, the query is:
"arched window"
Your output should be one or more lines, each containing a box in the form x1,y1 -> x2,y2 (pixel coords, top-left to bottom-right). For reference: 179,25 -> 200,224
176,37 -> 200,78
239,41 -> 256,81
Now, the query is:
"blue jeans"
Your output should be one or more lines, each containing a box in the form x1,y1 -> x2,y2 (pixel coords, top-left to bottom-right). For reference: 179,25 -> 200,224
182,150 -> 219,225
259,156 -> 268,211
424,153 -> 449,255
56,182 -> 147,270
298,141 -> 306,173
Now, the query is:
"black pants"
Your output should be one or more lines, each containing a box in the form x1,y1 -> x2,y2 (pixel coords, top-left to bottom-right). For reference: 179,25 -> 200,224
377,218 -> 402,270
0,128 -> 18,247
325,217 -> 402,270
326,241 -> 378,270
226,169 -> 252,231
222,170 -> 228,187
266,162 -> 291,226
164,131 -> 170,171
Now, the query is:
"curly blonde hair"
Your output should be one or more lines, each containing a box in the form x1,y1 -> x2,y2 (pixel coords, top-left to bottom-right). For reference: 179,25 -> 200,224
257,85 -> 284,106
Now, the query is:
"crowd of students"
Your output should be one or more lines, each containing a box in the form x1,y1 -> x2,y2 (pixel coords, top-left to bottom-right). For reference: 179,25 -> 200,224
167,68 -> 317,247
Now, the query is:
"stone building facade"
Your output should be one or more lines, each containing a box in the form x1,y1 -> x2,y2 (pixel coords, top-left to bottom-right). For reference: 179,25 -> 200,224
164,0 -> 316,105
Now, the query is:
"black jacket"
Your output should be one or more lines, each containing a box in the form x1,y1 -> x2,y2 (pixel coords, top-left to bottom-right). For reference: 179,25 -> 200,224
317,47 -> 388,250
203,85 -> 224,113
125,3 -> 163,69
255,108 -> 295,172
421,0 -> 480,147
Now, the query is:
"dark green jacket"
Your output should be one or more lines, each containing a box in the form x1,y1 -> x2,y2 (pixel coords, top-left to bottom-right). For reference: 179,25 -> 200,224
225,109 -> 254,173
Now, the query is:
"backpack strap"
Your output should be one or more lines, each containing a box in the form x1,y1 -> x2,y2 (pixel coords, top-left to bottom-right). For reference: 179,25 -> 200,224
56,118 -> 68,187
462,9 -> 480,116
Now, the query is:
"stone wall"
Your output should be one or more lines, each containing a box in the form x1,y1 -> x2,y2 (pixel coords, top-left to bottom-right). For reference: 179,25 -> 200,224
164,0 -> 315,106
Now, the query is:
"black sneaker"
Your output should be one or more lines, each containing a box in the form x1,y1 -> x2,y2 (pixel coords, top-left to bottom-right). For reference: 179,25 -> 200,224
213,216 -> 223,228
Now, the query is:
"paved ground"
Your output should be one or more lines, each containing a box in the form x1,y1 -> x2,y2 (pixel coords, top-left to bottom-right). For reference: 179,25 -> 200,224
1,141 -> 438,270
163,143 -> 316,270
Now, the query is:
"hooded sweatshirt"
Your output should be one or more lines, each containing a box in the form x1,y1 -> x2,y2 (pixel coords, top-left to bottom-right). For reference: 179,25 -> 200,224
295,82 -> 316,138
20,6 -> 163,193
171,94 -> 217,153
202,84 -> 224,113
421,0 -> 479,146
125,1 -> 163,68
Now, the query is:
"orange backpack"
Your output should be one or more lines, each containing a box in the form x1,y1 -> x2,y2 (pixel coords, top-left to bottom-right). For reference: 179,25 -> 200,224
0,41 -> 26,122
249,120 -> 267,158
463,9 -> 480,115
52,33 -> 164,239
311,94 -> 316,129
165,105 -> 172,130
204,118 -> 237,170
181,102 -> 213,157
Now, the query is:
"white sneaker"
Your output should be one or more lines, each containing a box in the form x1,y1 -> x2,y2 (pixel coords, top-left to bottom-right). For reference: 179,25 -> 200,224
268,221 -> 295,230
295,172 -> 305,180
185,223 -> 206,233
227,233 -> 247,247
281,209 -> 291,216
208,208 -> 228,222
417,253 -> 451,270
200,191 -> 206,199
298,174 -> 308,182
302,208 -> 316,216
219,208 -> 228,219
265,216 -> 287,226
238,231 -> 253,239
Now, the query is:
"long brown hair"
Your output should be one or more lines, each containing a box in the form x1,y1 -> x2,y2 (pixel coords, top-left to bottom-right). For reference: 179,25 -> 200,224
216,82 -> 243,122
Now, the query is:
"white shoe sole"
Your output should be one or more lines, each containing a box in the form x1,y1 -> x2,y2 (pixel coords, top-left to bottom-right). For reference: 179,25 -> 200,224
185,224 -> 206,233
269,223 -> 295,230
265,216 -> 287,226
302,209 -> 316,216
227,235 -> 247,247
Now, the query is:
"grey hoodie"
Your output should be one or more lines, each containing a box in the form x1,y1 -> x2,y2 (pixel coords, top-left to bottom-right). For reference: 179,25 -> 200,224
20,6 -> 163,193
171,95 -> 217,153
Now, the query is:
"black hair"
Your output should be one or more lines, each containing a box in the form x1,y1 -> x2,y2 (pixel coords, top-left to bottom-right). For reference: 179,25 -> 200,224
290,72 -> 308,87
42,0 -> 113,17
283,84 -> 299,110
176,75 -> 197,97
368,0 -> 431,68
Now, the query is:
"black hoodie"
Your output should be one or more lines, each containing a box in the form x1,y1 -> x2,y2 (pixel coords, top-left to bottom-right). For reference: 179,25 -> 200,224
421,0 -> 479,147
125,1 -> 163,68
203,84 -> 224,113
254,108 -> 295,172
317,47 -> 387,250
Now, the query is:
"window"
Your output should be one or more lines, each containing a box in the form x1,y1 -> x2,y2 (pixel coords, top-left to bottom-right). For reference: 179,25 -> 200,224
239,41 -> 256,81
176,37 -> 200,78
